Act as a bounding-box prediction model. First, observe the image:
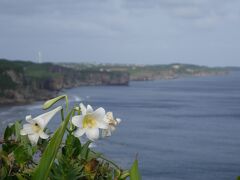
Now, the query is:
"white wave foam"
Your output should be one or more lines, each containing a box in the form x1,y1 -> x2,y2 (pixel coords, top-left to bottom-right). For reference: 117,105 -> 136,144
73,95 -> 82,102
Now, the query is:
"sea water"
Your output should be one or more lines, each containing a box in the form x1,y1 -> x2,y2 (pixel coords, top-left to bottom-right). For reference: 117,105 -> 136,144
1,72 -> 240,180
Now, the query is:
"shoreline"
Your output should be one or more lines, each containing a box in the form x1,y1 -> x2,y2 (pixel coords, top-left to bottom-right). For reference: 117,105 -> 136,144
0,72 -> 229,107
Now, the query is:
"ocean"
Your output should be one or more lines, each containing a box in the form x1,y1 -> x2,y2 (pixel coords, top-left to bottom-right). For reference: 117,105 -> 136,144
1,72 -> 240,180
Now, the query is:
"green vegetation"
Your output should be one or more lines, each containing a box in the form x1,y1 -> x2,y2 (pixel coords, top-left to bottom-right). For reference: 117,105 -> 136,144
24,63 -> 61,80
60,63 -> 228,81
0,59 -> 22,92
128,64 -> 227,80
0,95 -> 141,179
0,59 -> 23,73
0,59 -> 61,90
0,73 -> 17,90
0,59 -> 59,79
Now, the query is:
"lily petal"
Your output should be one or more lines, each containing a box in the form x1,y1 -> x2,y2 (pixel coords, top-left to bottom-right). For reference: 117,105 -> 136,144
96,120 -> 108,129
73,128 -> 86,137
39,132 -> 49,139
28,134 -> 39,145
87,105 -> 93,113
116,118 -> 121,124
106,112 -> 113,119
92,107 -> 105,122
21,124 -> 34,135
35,106 -> 62,128
104,116 -> 110,123
86,128 -> 99,141
72,115 -> 84,128
25,115 -> 33,123
80,103 -> 86,115
20,129 -> 27,136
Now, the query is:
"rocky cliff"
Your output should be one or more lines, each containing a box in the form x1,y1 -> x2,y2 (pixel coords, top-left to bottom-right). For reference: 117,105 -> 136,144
0,59 -> 129,105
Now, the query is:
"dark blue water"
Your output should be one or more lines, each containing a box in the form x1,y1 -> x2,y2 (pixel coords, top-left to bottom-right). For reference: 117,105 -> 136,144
1,72 -> 240,180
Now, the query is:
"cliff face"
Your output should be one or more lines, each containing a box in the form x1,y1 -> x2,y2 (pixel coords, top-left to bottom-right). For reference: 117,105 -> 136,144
45,65 -> 129,89
0,59 -> 129,105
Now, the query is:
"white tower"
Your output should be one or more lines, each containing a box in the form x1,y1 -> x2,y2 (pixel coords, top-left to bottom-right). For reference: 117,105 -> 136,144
38,51 -> 42,63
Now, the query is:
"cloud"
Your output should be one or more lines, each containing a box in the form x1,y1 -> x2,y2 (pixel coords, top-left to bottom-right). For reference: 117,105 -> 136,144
0,0 -> 239,33
0,0 -> 129,39
123,0 -> 240,28
0,0 -> 239,66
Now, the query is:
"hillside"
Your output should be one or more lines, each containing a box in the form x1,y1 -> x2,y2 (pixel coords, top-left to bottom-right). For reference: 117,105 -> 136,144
0,59 -> 129,105
128,64 -> 228,80
60,63 -> 229,81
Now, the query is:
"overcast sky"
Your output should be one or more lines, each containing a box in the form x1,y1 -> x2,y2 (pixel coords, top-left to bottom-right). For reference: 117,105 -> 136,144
0,0 -> 240,66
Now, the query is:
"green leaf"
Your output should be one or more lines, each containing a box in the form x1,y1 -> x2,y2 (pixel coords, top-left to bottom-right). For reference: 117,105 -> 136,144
88,151 -> 102,160
16,173 -> 26,180
4,125 -> 13,141
32,110 -> 73,180
13,145 -> 32,164
4,126 -> 13,141
14,121 -> 21,141
80,141 -> 91,160
65,95 -> 69,112
3,121 -> 21,141
64,134 -> 81,158
50,157 -> 83,180
130,159 -> 141,180
42,95 -> 67,110
120,170 -> 130,180
2,142 -> 18,153
0,166 -> 8,179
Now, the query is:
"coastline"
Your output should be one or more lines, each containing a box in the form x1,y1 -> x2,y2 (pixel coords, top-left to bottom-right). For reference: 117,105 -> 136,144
0,72 -> 229,107
0,59 -> 230,106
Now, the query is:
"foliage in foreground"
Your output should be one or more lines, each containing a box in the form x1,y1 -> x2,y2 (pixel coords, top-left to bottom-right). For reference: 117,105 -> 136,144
0,95 -> 141,180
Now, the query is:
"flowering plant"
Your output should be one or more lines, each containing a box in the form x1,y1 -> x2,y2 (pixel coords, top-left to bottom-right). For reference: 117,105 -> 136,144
0,95 -> 141,180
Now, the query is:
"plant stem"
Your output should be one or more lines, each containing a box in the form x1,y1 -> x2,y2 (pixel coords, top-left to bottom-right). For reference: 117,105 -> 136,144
120,170 -> 130,179
91,151 -> 121,170
61,109 -> 64,122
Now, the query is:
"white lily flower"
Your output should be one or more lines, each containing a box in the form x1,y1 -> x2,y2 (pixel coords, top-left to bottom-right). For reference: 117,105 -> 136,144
72,103 -> 108,141
20,106 -> 62,145
102,112 -> 121,137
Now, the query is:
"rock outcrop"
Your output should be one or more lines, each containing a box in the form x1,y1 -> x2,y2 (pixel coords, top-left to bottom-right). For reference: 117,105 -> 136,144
0,59 -> 129,105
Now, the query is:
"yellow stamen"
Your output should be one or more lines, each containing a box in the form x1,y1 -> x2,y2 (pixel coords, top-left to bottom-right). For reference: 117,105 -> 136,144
83,115 -> 97,128
32,123 -> 42,133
